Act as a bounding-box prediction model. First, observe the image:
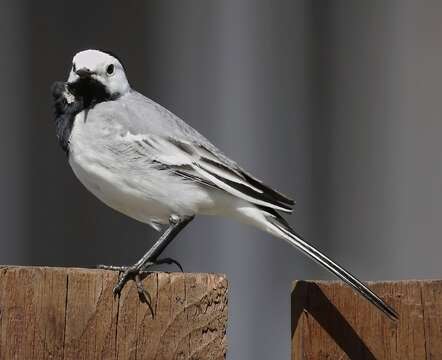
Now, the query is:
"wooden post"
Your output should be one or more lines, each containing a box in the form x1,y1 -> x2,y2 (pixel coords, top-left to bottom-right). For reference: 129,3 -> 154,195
291,280 -> 442,359
0,266 -> 228,360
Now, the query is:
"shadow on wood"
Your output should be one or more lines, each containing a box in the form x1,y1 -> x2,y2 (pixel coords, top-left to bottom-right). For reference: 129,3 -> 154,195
291,281 -> 376,359
0,266 -> 228,360
291,280 -> 442,359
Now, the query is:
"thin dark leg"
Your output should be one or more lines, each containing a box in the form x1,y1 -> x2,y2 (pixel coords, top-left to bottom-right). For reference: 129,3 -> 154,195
130,215 -> 193,271
99,215 -> 194,295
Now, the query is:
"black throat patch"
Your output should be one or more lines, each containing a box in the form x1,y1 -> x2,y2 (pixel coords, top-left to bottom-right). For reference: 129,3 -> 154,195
67,76 -> 116,109
51,78 -> 118,155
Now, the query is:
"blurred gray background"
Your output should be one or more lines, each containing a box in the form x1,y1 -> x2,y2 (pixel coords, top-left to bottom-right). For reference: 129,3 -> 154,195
1,1 -> 442,358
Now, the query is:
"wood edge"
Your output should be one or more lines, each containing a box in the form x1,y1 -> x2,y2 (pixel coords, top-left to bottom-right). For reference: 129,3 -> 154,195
0,265 -> 227,279
292,279 -> 442,289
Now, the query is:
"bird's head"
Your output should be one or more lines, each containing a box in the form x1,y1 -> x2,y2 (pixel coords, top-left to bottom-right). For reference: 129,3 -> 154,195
67,49 -> 130,108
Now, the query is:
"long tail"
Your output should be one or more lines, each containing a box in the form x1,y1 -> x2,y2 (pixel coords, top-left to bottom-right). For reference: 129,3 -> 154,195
237,206 -> 399,320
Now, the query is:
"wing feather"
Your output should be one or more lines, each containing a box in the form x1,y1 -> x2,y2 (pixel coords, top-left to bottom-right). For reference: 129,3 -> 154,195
121,132 -> 294,213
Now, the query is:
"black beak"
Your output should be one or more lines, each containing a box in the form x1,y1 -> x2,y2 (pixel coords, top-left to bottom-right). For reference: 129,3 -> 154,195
76,68 -> 93,79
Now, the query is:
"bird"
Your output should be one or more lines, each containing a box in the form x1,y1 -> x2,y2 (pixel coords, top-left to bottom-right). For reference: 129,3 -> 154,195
51,49 -> 398,320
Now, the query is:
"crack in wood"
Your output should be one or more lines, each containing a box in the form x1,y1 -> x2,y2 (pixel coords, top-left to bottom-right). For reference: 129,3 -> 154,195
0,266 -> 227,360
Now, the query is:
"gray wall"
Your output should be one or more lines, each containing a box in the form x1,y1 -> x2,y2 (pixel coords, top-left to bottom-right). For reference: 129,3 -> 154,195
1,1 -> 442,359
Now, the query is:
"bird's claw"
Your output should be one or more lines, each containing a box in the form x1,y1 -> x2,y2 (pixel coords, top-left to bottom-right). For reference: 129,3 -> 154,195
97,256 -> 184,297
112,265 -> 140,296
144,257 -> 184,272
102,267 -> 155,317
97,264 -> 127,271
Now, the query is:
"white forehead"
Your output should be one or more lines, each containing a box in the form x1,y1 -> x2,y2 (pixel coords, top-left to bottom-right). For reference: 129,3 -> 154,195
72,49 -> 119,69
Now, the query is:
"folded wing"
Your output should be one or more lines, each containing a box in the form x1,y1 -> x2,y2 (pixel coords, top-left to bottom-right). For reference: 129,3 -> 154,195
126,134 -> 295,213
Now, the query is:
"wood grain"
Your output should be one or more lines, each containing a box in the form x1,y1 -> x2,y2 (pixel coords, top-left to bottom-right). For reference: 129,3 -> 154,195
0,266 -> 228,360
291,280 -> 442,360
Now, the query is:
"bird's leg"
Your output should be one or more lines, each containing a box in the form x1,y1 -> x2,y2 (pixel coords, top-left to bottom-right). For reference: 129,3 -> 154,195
98,215 -> 194,296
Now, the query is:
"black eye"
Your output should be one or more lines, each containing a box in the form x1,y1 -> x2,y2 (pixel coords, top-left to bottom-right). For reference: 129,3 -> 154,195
106,64 -> 114,75
72,63 -> 76,72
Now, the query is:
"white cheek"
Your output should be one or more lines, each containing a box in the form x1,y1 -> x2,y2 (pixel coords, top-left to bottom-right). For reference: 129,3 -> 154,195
92,73 -> 106,84
105,77 -> 121,94
113,75 -> 130,94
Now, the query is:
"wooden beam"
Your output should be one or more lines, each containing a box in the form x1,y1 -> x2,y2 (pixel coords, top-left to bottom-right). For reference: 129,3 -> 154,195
291,280 -> 442,359
0,266 -> 228,360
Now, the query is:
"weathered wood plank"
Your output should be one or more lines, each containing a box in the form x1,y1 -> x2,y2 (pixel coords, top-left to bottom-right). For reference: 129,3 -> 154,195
291,280 -> 442,359
0,266 -> 228,360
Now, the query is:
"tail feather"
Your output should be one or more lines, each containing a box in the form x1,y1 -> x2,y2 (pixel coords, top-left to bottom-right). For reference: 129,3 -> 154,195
266,213 -> 399,320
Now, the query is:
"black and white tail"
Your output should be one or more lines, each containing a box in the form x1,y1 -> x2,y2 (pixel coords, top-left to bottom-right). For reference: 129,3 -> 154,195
240,206 -> 399,320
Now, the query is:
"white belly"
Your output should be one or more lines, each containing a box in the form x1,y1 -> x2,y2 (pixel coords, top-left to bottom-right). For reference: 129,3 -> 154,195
67,112 -> 212,228
69,154 -> 172,227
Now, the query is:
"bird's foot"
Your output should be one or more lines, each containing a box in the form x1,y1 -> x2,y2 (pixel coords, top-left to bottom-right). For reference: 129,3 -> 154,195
96,263 -> 154,315
97,257 -> 183,297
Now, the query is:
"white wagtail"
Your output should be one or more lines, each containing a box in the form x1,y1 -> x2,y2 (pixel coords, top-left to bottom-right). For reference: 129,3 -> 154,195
51,49 -> 398,320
